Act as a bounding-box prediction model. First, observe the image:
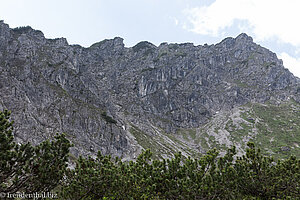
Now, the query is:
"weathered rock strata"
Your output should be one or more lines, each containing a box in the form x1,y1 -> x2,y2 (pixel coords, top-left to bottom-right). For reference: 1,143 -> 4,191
0,21 -> 299,159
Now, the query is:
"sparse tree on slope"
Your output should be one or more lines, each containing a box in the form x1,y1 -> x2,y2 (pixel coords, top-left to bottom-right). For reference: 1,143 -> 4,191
0,110 -> 72,194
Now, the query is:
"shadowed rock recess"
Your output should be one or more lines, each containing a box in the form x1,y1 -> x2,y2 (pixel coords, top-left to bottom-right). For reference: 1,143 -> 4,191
0,21 -> 299,160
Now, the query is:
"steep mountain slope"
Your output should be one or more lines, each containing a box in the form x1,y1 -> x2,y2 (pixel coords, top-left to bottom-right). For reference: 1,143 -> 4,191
0,21 -> 299,159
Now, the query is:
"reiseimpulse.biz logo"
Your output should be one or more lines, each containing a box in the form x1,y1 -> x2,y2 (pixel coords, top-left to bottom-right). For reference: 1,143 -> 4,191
0,192 -> 57,199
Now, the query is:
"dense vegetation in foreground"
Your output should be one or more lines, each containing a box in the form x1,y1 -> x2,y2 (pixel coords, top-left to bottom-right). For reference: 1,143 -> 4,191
0,110 -> 299,199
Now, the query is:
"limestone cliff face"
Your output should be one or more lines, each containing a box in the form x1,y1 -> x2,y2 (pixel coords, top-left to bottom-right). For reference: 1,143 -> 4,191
0,21 -> 299,159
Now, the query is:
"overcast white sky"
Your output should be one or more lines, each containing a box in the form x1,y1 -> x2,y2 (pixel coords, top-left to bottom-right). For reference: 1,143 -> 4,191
1,0 -> 300,77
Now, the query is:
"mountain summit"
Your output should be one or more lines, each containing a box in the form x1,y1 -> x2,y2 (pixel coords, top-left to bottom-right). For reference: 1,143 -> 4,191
0,21 -> 299,159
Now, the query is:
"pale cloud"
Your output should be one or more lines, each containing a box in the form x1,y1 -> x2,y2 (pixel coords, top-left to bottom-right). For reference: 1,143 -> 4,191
183,0 -> 300,77
183,0 -> 300,46
278,53 -> 300,78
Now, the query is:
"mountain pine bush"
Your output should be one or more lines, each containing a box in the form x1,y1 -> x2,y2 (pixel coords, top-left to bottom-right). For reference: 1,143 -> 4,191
0,110 -> 299,199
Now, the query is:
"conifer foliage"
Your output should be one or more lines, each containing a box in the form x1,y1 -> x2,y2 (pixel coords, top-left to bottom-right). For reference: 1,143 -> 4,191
61,144 -> 300,199
0,110 -> 72,194
0,110 -> 299,199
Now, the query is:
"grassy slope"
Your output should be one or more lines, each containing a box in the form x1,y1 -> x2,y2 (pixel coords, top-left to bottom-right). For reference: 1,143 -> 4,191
131,100 -> 300,160
249,101 -> 300,159
201,100 -> 300,159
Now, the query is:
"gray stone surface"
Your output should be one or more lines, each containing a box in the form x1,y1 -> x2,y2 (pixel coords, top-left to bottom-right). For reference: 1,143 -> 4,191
0,21 -> 299,159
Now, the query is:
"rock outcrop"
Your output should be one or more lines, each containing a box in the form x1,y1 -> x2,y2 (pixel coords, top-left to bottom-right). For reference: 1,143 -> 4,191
0,21 -> 299,159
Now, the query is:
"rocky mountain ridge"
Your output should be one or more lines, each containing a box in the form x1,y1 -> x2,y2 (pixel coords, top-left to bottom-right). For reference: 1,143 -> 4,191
0,21 -> 299,159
